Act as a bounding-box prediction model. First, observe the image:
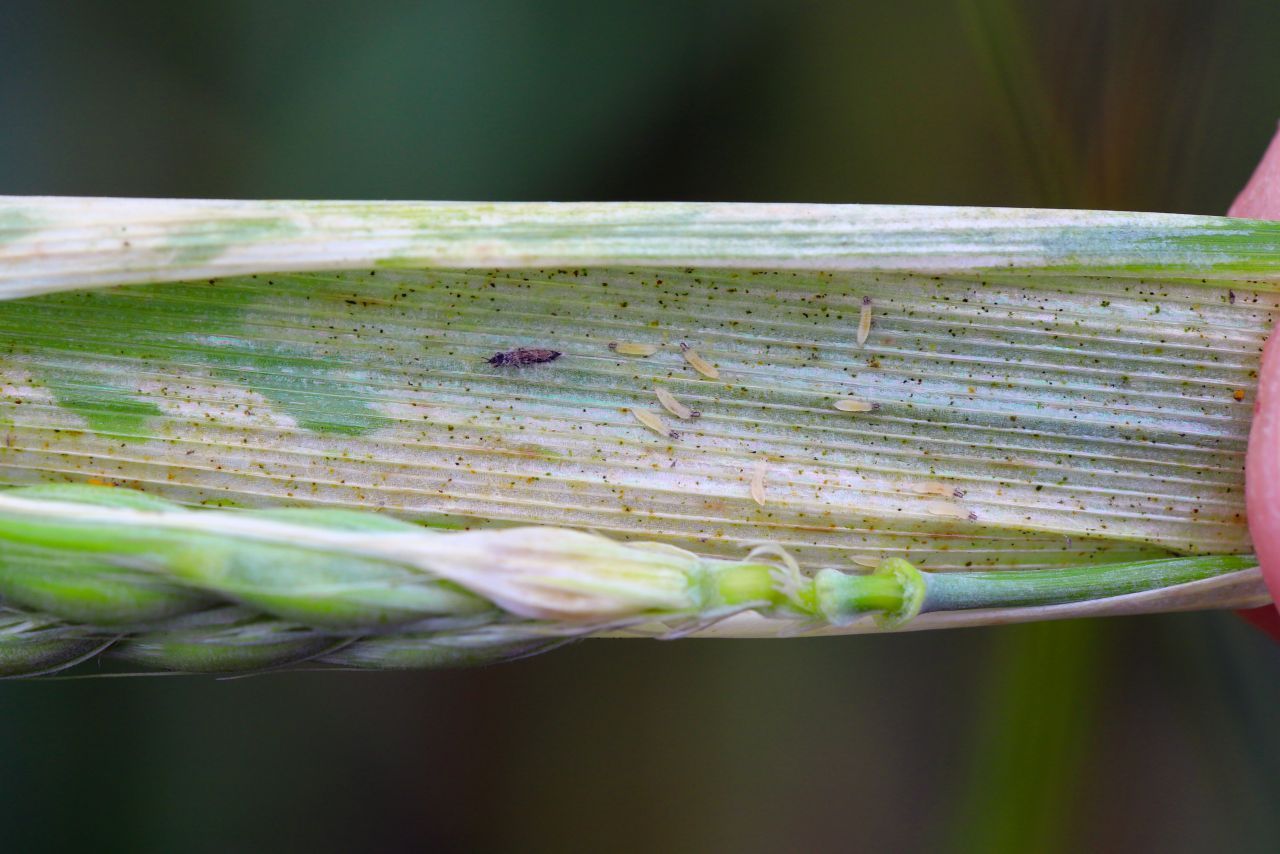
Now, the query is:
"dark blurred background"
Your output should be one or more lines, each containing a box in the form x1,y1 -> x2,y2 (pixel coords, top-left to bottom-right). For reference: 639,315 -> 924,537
2,1 -> 1279,852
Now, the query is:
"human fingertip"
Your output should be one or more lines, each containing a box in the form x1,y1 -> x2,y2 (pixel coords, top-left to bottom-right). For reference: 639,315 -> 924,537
1229,122 -> 1280,218
1238,605 -> 1280,643
1235,125 -> 1280,630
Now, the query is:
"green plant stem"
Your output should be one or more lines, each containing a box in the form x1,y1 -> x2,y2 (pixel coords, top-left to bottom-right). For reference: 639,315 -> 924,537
0,484 -> 1261,677
921,556 -> 1257,610
814,555 -> 1256,626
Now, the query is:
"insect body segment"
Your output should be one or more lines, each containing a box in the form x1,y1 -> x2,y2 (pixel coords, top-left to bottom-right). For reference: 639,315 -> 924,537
488,348 -> 562,367
656,387 -> 700,420
609,341 -> 658,356
834,398 -> 879,413
633,409 -> 680,440
750,461 -> 769,506
679,343 -> 720,379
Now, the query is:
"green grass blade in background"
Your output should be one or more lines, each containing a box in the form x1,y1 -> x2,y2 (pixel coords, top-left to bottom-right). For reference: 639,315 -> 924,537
945,620 -> 1103,853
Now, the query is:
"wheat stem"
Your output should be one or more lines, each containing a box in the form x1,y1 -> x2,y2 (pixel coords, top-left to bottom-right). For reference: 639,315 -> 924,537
0,484 -> 1259,676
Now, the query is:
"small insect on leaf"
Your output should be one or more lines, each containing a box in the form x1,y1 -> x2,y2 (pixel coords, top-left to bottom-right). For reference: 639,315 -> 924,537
924,501 -> 976,521
488,348 -> 562,367
750,460 -> 768,507
833,398 -> 879,413
850,556 -> 882,569
655,386 -> 700,420
857,296 -> 873,346
679,342 -> 720,380
609,341 -> 659,357
907,482 -> 963,498
633,408 -> 679,439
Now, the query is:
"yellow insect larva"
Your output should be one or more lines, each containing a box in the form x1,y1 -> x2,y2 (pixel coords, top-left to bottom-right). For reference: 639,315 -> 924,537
907,482 -> 964,498
833,398 -> 880,413
632,408 -> 679,439
850,556 -> 881,569
679,342 -> 720,380
655,386 -> 700,420
750,460 -> 768,507
609,341 -> 659,357
924,500 -> 974,520
857,296 -> 872,346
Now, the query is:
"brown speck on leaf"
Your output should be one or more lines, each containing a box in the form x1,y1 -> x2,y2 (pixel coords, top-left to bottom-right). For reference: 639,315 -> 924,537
1229,290 -> 1236,304
488,347 -> 562,367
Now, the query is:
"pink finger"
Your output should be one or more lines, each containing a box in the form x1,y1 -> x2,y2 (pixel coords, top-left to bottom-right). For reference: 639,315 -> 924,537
1235,124 -> 1280,621
1230,124 -> 1280,217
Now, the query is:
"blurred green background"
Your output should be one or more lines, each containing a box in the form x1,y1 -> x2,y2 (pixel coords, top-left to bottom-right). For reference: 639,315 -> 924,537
2,1 -> 1280,851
